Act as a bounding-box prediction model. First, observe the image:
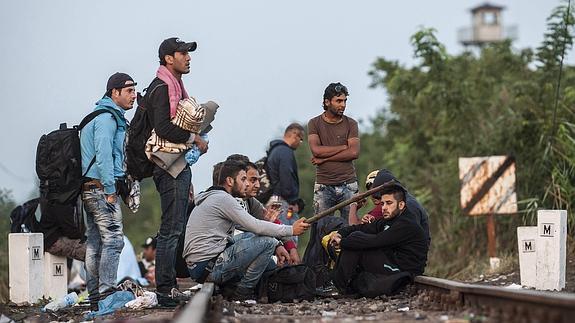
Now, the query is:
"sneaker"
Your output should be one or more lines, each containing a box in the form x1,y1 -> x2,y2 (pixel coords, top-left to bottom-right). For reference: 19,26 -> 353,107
230,286 -> 256,302
315,281 -> 339,297
156,292 -> 182,308
99,287 -> 118,301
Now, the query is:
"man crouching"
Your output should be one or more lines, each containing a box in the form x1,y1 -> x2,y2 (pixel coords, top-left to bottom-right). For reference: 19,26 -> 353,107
183,159 -> 310,300
330,182 -> 428,295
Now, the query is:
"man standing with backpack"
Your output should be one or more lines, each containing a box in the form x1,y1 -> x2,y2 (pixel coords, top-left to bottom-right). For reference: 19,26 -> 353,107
80,72 -> 136,310
146,37 -> 208,307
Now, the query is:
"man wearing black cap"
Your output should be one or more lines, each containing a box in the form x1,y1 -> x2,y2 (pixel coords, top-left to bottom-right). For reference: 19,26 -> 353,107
144,37 -> 208,306
80,72 -> 136,310
138,236 -> 157,285
370,169 -> 431,246
329,183 -> 428,295
303,82 -> 360,284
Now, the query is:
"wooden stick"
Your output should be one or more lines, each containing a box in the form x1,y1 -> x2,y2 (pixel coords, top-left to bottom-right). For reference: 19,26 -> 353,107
304,184 -> 387,224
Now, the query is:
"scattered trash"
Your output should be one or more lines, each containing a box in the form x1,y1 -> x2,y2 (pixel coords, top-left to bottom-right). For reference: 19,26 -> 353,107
42,292 -> 79,312
440,314 -> 449,320
244,300 -> 257,305
397,306 -> 410,312
414,312 -> 426,320
190,283 -> 202,291
322,311 -> 337,317
125,291 -> 158,309
85,291 -> 135,320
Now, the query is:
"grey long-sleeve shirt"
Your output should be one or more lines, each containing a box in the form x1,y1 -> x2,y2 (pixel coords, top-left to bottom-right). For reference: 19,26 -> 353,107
183,187 -> 293,264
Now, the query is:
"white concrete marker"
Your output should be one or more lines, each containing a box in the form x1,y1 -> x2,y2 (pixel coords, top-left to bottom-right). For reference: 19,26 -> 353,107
517,226 -> 537,287
9,233 -> 44,304
536,210 -> 567,291
43,253 -> 67,300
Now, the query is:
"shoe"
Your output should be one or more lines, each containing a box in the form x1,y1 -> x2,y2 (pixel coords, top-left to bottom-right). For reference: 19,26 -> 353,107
99,287 -> 118,301
315,281 -> 339,297
230,286 -> 256,301
89,301 -> 99,312
156,292 -> 182,308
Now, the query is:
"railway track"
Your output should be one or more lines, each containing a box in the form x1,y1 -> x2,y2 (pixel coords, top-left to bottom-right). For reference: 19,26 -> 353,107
414,276 -> 575,323
180,277 -> 575,322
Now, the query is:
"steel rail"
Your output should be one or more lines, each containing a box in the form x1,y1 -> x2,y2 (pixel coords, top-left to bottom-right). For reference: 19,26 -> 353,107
414,276 -> 575,322
174,282 -> 215,323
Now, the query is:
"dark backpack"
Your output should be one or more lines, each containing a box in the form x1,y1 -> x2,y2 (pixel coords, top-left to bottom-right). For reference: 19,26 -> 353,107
36,109 -> 117,204
257,264 -> 317,303
35,109 -> 118,238
255,141 -> 288,204
125,80 -> 166,180
9,198 -> 40,233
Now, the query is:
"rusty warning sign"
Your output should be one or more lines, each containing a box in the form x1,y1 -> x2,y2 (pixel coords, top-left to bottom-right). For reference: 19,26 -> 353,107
459,156 -> 518,216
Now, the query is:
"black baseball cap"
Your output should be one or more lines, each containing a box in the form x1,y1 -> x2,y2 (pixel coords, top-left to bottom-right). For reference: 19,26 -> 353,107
106,72 -> 137,91
159,37 -> 197,61
142,236 -> 157,248
371,169 -> 400,199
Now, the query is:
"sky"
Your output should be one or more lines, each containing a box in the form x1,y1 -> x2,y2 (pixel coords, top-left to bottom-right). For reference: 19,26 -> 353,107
0,0 -> 569,203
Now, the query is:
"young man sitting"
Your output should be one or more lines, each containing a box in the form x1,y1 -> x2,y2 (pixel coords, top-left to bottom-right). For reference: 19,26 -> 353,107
330,182 -> 428,294
183,159 -> 310,300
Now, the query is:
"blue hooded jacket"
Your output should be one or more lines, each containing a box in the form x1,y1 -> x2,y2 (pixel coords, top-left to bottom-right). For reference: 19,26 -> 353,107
80,96 -> 128,194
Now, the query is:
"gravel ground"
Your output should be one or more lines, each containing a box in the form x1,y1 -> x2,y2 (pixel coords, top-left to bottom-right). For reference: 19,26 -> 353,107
217,286 -> 487,323
1,259 -> 572,322
464,258 -> 575,293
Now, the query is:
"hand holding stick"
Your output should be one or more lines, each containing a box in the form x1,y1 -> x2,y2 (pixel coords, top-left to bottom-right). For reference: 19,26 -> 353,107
304,184 -> 388,224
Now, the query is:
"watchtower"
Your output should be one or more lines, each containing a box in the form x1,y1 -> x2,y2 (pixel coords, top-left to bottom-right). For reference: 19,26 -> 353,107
458,2 -> 517,47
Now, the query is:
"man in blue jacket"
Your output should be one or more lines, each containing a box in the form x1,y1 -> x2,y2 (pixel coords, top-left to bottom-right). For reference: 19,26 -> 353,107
80,72 -> 136,310
266,123 -> 305,219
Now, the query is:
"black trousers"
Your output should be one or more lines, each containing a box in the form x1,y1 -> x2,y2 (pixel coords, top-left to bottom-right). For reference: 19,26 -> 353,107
333,248 -> 400,293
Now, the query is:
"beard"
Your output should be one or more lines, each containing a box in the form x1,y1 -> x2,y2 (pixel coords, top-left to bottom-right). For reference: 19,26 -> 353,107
230,181 -> 247,198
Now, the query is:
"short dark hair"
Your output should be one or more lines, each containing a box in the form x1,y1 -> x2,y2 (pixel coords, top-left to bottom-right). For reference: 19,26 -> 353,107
226,154 -> 250,164
246,162 -> 258,171
381,183 -> 406,204
284,122 -> 305,136
323,82 -> 349,109
212,161 -> 225,186
217,159 -> 247,186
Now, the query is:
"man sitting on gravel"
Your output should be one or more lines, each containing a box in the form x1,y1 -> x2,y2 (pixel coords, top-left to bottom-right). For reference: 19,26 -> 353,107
329,182 -> 428,295
182,159 -> 310,300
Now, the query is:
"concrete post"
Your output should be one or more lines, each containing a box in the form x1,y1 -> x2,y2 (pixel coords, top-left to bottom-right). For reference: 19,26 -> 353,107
9,233 -> 44,305
536,210 -> 567,291
517,226 -> 537,287
43,253 -> 68,300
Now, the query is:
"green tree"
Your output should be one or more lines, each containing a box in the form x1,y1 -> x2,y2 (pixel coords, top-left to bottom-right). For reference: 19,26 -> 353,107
295,3 -> 575,278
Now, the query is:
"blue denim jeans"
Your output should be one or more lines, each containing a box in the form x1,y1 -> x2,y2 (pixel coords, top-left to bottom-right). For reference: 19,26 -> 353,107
83,187 -> 124,300
313,181 -> 359,222
153,165 -> 191,294
303,181 -> 358,273
208,232 -> 277,290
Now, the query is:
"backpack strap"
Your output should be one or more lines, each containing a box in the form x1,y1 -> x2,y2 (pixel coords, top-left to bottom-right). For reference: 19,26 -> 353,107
78,110 -> 119,177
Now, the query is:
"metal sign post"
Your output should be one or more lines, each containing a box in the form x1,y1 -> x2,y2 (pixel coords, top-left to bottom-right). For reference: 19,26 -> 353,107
459,156 -> 518,270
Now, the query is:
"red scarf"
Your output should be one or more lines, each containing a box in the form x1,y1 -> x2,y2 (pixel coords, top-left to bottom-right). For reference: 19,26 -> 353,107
156,65 -> 189,118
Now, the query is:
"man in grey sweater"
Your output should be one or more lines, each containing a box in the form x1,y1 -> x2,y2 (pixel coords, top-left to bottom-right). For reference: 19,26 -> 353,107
183,159 -> 310,300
